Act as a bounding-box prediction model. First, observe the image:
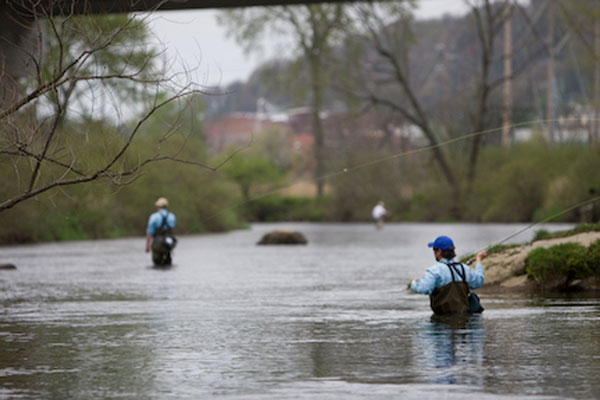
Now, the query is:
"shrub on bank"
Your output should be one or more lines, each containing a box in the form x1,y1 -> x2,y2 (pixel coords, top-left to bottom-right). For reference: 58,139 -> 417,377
244,195 -> 327,222
525,242 -> 595,289
588,239 -> 600,276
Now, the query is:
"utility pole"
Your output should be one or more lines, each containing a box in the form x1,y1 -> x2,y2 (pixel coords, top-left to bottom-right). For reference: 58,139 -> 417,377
546,0 -> 555,142
502,0 -> 512,147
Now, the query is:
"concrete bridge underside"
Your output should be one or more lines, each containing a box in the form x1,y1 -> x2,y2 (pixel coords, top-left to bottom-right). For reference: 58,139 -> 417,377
22,0 -> 349,14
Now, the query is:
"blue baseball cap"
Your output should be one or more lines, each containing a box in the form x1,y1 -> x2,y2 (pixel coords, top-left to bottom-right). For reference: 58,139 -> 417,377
427,236 -> 455,250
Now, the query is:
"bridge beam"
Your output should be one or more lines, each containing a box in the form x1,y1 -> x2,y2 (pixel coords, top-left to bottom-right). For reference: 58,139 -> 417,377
12,0 -> 349,16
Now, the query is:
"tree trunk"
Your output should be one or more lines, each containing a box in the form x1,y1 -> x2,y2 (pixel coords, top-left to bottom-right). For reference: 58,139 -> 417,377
593,16 -> 600,143
467,1 -> 494,186
502,0 -> 512,148
546,1 -> 555,141
310,53 -> 325,197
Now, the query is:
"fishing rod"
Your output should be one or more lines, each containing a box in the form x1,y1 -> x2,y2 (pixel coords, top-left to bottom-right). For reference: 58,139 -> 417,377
465,194 -> 600,265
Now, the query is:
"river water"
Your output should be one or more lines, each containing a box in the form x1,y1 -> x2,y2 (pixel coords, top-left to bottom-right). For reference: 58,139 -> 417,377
1,223 -> 599,399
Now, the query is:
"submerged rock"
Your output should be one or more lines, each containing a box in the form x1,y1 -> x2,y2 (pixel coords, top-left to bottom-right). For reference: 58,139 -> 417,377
257,230 -> 308,245
0,263 -> 17,270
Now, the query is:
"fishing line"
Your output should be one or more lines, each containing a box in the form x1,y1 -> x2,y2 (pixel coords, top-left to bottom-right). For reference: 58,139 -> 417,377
188,116 -> 595,232
317,117 -> 582,181
465,194 -> 600,264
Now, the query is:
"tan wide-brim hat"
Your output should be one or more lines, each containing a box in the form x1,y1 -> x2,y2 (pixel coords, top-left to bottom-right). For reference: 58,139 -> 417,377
155,197 -> 169,208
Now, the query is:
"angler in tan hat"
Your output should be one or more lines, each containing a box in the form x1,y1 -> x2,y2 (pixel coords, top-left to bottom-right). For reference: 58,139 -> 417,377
145,197 -> 177,265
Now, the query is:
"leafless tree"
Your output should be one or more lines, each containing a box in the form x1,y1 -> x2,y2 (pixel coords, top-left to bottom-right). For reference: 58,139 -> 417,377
343,0 -> 548,215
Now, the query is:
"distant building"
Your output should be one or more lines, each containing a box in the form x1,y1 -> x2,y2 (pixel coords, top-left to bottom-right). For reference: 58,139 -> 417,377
204,107 -> 424,156
204,113 -> 290,153
286,107 -> 313,135
513,111 -> 595,144
291,133 -> 314,153
554,111 -> 596,143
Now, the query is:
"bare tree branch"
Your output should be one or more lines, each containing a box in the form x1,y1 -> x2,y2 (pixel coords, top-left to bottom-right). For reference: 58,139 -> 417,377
0,3 -> 236,213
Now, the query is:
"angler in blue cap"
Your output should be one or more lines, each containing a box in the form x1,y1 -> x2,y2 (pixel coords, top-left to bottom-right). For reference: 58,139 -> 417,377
410,236 -> 487,316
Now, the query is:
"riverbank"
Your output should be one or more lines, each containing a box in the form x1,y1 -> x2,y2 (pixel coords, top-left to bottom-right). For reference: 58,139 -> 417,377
478,227 -> 600,294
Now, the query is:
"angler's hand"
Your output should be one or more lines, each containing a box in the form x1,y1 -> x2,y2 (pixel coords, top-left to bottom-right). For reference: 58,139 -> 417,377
476,250 -> 487,262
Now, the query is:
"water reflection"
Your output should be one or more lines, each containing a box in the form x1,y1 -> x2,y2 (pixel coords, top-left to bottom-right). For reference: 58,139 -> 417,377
302,320 -> 414,384
0,309 -> 157,399
415,314 -> 484,386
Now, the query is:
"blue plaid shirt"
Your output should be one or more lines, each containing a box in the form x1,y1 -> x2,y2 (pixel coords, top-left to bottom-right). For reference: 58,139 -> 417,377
411,258 -> 484,295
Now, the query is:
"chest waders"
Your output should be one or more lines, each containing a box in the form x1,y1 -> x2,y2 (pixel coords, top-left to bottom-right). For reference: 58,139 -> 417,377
429,262 -> 470,316
151,214 -> 173,266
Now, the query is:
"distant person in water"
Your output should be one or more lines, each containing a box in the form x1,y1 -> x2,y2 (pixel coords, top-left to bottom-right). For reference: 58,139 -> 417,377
410,236 -> 486,316
371,201 -> 389,230
145,197 -> 177,266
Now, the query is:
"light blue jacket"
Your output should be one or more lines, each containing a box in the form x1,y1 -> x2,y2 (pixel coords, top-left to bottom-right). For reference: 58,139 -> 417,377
146,208 -> 176,236
411,258 -> 484,295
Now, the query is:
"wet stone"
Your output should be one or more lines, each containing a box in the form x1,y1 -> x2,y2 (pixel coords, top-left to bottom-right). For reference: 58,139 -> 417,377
257,230 -> 308,245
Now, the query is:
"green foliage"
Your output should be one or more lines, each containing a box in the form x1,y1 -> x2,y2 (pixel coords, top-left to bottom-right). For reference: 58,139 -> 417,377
466,142 -> 551,222
244,195 -> 327,222
4,129 -> 600,246
384,141 -> 600,223
325,151 -> 415,222
532,230 -> 552,241
0,104 -> 242,244
530,146 -> 600,222
404,184 -> 457,222
48,213 -> 89,241
314,140 -> 600,224
588,240 -> 600,276
525,243 -> 592,287
221,154 -> 286,200
487,243 -> 521,253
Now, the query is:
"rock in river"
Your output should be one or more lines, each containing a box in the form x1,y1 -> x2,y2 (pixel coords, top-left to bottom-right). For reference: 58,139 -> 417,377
257,230 -> 308,245
0,263 -> 17,270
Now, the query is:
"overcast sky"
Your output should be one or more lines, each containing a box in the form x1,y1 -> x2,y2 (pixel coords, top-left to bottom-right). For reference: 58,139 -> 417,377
146,0 -> 473,87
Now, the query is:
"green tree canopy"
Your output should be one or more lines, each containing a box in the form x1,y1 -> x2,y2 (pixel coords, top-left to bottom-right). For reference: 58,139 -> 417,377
221,153 -> 286,200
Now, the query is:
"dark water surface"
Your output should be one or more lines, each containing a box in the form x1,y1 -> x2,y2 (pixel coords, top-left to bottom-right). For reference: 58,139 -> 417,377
1,223 -> 599,399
